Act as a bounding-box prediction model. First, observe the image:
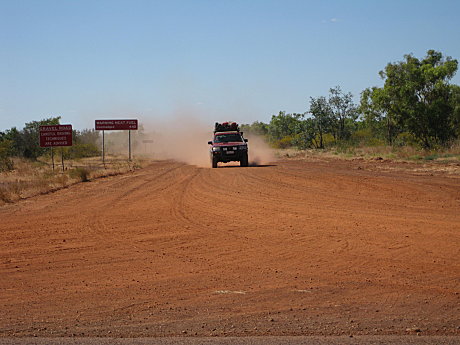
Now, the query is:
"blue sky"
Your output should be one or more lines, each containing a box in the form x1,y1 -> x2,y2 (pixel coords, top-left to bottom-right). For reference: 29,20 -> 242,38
1,0 -> 460,131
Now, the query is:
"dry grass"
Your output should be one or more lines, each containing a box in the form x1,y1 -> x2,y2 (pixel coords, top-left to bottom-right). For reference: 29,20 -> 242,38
277,142 -> 460,163
0,156 -> 148,205
274,145 -> 460,178
348,144 -> 460,163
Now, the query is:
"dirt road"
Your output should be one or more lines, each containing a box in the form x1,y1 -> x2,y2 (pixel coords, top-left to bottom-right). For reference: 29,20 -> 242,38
1,336 -> 460,345
1,159 -> 459,337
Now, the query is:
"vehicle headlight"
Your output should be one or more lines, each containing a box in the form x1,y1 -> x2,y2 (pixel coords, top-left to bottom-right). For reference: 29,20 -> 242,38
212,147 -> 221,152
239,145 -> 248,150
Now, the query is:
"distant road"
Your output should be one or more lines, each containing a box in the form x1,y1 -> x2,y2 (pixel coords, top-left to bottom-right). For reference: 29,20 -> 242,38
0,336 -> 459,345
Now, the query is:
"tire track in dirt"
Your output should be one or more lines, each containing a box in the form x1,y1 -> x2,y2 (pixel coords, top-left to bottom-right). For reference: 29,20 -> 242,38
168,168 -> 203,226
109,162 -> 185,206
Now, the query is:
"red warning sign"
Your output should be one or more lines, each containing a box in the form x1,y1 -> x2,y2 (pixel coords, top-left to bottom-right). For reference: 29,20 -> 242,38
39,125 -> 73,147
95,119 -> 138,130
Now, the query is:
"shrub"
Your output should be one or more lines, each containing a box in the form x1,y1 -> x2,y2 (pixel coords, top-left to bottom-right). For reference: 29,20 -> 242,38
322,133 -> 336,147
0,186 -> 11,203
0,156 -> 14,172
0,140 -> 14,172
394,132 -> 419,147
70,167 -> 90,182
68,143 -> 100,158
272,135 -> 294,149
424,153 -> 439,161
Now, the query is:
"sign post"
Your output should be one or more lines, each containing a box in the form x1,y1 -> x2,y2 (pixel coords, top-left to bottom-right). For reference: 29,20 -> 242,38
129,130 -> 131,161
51,147 -> 55,171
102,130 -> 105,166
95,120 -> 138,164
39,125 -> 73,171
61,149 -> 65,172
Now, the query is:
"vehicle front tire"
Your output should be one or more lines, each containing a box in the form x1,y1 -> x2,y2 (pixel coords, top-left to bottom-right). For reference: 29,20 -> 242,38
212,157 -> 218,168
240,154 -> 248,167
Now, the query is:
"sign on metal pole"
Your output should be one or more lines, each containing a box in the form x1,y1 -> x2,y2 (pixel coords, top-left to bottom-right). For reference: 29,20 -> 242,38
95,119 -> 138,131
39,125 -> 73,147
39,125 -> 73,171
129,130 -> 132,161
95,119 -> 138,164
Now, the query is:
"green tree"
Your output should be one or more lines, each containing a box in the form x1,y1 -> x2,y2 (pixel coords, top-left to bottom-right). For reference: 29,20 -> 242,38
69,129 -> 100,158
309,96 -> 334,148
1,127 -> 24,157
267,111 -> 303,143
291,117 -> 318,149
75,129 -> 100,146
451,84 -> 460,138
328,86 -> 358,141
240,121 -> 269,136
360,87 -> 397,144
376,50 -> 458,148
0,139 -> 14,171
21,116 -> 61,159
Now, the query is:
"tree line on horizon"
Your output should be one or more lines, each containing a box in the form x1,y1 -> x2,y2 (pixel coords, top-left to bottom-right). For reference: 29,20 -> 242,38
242,50 -> 460,151
1,50 -> 460,171
0,116 -> 147,171
0,116 -> 101,171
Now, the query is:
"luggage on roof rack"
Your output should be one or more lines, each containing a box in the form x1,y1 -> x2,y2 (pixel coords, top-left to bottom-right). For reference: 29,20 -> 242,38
214,121 -> 239,133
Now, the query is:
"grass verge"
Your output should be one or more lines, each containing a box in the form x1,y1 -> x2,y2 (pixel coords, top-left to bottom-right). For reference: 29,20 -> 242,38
276,143 -> 460,163
0,156 -> 149,205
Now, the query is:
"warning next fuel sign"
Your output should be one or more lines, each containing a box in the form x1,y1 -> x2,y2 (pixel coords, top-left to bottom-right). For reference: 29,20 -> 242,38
95,119 -> 138,131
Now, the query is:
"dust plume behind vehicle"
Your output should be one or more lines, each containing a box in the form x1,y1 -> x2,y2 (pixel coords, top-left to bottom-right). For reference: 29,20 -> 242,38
139,115 -> 276,168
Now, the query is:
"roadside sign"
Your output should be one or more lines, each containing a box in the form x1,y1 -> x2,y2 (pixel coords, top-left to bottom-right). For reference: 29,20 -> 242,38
39,125 -> 73,147
142,139 -> 153,154
95,119 -> 139,163
95,119 -> 138,130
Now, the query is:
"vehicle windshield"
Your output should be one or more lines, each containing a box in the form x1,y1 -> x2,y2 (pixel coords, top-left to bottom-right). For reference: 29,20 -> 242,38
214,133 -> 243,143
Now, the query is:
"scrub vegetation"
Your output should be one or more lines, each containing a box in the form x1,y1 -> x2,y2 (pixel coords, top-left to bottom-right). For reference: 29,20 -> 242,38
242,50 -> 460,160
0,156 -> 145,204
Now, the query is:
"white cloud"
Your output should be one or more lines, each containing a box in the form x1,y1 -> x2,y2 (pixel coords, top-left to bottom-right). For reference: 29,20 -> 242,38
321,18 -> 339,24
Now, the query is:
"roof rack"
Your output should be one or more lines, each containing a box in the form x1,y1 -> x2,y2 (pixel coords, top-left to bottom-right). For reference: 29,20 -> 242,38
214,121 -> 240,133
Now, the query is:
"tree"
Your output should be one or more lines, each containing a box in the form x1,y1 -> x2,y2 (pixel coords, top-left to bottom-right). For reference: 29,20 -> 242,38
308,96 -> 334,148
240,121 -> 269,136
1,127 -> 24,157
268,111 -> 303,143
360,87 -> 398,144
328,86 -> 358,141
0,139 -> 14,171
451,84 -> 460,138
376,50 -> 458,148
21,116 -> 61,159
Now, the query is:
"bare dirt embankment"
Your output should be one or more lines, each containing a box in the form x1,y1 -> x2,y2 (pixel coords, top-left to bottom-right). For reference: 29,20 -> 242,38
0,158 -> 459,337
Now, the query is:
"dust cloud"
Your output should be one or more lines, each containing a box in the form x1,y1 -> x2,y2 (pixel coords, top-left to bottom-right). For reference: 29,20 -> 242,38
244,133 -> 277,166
135,115 -> 276,168
139,115 -> 211,167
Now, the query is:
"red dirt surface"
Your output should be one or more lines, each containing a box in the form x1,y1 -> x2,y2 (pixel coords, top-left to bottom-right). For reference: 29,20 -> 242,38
1,159 -> 459,337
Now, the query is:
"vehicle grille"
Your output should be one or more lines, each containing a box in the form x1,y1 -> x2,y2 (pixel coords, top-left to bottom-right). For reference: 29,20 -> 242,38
222,146 -> 238,154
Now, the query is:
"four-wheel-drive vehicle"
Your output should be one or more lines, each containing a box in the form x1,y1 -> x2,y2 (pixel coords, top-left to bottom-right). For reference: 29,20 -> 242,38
207,122 -> 248,168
